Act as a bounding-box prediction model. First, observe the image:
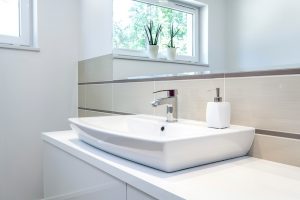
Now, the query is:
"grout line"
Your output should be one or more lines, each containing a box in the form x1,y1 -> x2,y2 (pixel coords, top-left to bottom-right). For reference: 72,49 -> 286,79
78,107 -> 133,115
79,81 -> 114,85
256,129 -> 300,140
223,75 -> 226,101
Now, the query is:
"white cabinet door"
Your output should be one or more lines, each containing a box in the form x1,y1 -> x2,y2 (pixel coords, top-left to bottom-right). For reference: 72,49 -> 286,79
127,185 -> 157,200
43,142 -> 126,200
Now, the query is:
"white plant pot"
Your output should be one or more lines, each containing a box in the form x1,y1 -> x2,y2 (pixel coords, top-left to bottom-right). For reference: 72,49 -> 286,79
167,48 -> 177,61
148,45 -> 159,59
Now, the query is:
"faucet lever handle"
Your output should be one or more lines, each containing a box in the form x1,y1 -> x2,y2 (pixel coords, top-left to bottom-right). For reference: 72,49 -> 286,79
153,89 -> 178,97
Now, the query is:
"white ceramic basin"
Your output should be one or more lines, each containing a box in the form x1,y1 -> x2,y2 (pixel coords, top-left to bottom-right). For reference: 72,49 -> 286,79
69,115 -> 255,172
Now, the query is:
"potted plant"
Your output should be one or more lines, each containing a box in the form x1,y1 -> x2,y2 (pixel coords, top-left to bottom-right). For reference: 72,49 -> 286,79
144,20 -> 162,59
166,24 -> 180,60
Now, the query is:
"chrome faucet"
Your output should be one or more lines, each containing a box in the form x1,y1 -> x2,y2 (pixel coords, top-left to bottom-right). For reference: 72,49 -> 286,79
151,89 -> 178,122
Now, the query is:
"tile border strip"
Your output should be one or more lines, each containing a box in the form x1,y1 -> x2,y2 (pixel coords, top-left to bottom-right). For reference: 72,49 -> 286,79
78,108 -> 300,140
78,73 -> 225,85
78,68 -> 300,85
114,54 -> 209,67
78,107 -> 132,115
256,129 -> 300,140
79,81 -> 114,85
224,68 -> 300,78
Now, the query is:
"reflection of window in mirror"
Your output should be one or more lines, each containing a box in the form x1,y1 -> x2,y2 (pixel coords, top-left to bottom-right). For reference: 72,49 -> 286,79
113,0 -> 206,63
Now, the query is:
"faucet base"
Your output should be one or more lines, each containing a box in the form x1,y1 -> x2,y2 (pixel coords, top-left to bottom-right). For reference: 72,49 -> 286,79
166,119 -> 178,123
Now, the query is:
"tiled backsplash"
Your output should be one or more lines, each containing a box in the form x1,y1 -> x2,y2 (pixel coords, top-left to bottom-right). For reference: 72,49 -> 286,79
250,134 -> 300,167
78,54 -> 113,83
226,75 -> 300,134
79,76 -> 300,134
78,57 -> 300,167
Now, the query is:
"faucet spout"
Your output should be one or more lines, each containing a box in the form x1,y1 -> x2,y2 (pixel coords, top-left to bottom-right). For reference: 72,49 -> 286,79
151,90 -> 178,122
151,99 -> 160,107
151,97 -> 173,107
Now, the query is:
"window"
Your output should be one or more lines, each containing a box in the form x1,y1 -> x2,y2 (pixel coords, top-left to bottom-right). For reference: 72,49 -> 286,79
113,0 -> 200,62
0,0 -> 34,47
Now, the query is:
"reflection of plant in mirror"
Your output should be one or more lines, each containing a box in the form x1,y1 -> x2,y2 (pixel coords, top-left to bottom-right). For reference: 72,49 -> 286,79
167,23 -> 180,48
144,20 -> 162,45
113,0 -> 189,55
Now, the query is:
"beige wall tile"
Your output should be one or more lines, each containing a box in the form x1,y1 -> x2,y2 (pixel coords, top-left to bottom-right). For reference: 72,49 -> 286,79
113,82 -> 155,114
85,111 -> 115,117
225,75 -> 300,134
86,84 -> 113,111
78,54 -> 113,83
249,134 -> 300,167
78,109 -> 86,117
154,78 -> 225,121
78,62 -> 86,83
79,75 -> 300,134
78,85 -> 86,108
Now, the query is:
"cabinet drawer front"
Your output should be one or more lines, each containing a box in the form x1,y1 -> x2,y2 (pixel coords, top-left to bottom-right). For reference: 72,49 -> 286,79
43,142 -> 126,200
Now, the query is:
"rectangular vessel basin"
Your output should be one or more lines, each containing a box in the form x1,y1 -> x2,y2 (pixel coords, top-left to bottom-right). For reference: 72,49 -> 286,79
69,115 -> 255,172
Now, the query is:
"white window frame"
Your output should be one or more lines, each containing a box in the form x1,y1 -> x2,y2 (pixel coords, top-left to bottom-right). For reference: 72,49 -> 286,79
0,0 -> 33,47
113,0 -> 200,63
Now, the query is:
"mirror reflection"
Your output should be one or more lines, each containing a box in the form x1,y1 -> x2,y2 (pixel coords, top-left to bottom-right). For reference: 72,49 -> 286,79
111,0 -> 300,79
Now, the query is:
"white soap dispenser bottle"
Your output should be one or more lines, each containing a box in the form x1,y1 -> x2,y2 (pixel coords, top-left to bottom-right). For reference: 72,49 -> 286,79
206,88 -> 231,129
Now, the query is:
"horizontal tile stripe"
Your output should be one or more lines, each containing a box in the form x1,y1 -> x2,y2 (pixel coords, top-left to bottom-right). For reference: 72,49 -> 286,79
78,81 -> 114,85
78,107 -> 132,115
225,68 -> 300,78
256,129 -> 300,140
78,68 -> 300,85
78,74 -> 225,85
114,54 -> 209,67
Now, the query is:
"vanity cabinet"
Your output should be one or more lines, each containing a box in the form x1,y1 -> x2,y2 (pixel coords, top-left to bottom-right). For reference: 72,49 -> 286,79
43,142 -> 157,200
127,185 -> 157,200
43,142 -> 126,200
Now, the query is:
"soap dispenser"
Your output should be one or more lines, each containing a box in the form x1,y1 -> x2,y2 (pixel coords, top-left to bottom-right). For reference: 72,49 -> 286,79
206,88 -> 231,129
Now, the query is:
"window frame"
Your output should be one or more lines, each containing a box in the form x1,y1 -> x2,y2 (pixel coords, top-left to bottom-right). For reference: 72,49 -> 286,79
113,0 -> 200,63
0,0 -> 33,47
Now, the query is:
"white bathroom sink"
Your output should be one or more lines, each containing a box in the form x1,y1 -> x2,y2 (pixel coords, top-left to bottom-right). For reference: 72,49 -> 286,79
69,115 -> 255,172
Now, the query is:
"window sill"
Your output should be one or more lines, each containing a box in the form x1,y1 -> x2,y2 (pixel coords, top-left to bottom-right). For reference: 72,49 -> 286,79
0,44 -> 40,52
113,54 -> 209,67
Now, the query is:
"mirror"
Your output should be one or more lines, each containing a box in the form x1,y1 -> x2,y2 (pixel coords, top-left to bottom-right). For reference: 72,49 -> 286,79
223,0 -> 300,73
111,0 -> 300,79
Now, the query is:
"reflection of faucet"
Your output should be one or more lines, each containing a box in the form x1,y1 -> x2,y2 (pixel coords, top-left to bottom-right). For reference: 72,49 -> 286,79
151,89 -> 178,122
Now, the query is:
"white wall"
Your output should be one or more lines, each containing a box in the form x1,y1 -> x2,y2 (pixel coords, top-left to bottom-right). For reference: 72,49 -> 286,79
79,0 -> 227,76
199,0 -> 227,72
226,0 -> 300,72
0,0 -> 79,199
79,0 -> 113,60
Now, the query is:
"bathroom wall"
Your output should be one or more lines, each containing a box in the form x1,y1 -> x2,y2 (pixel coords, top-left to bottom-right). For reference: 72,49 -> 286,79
78,65 -> 300,167
226,0 -> 300,72
0,0 -> 80,199
79,0 -> 112,60
78,0 -> 300,167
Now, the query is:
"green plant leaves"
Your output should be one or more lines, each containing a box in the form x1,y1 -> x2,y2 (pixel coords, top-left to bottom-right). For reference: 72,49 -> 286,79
144,20 -> 162,45
167,23 -> 180,48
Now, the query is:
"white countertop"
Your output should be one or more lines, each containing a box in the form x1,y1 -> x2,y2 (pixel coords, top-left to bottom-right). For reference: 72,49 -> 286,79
42,131 -> 300,200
